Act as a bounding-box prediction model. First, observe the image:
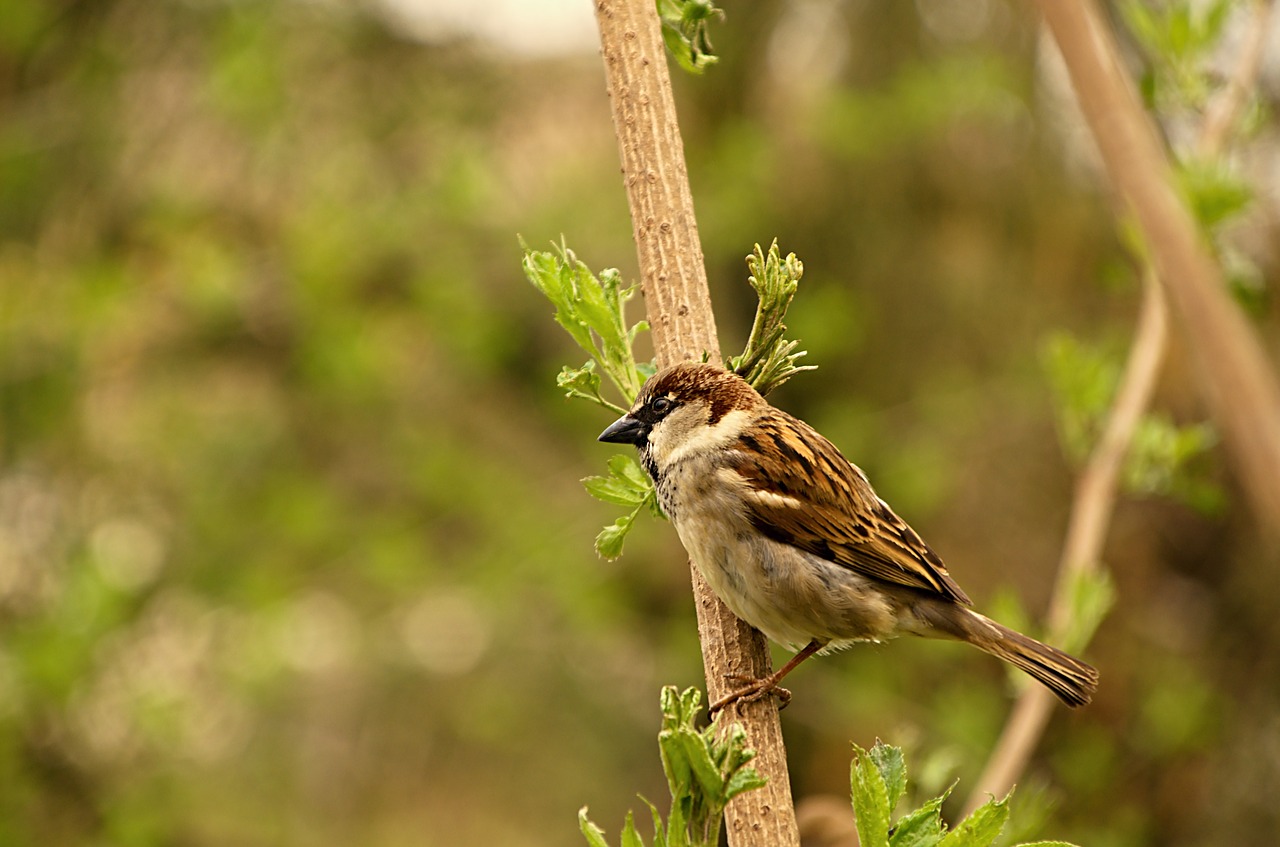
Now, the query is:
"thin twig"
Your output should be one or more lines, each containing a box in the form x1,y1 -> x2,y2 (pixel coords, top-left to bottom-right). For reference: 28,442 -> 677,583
592,2 -> 801,844
963,0 -> 1274,814
965,274 -> 1166,813
1198,0 -> 1273,159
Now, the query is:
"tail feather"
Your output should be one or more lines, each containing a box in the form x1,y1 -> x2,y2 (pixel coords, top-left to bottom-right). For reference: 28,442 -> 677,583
967,612 -> 1099,708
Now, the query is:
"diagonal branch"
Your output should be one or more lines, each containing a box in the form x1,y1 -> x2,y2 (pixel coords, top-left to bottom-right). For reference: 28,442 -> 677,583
591,2 -> 800,845
965,272 -> 1167,813
964,0 -> 1275,814
1037,0 -> 1280,528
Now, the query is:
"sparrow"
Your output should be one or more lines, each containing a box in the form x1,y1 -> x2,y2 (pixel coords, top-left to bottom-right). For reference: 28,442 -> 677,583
598,362 -> 1098,714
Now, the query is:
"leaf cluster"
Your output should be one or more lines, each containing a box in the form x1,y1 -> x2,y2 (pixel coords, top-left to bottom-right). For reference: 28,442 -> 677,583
1121,0 -> 1236,111
1174,158 -> 1266,311
522,241 -> 660,557
1041,332 -> 1222,513
727,240 -> 817,397
579,687 -> 766,847
1119,0 -> 1266,307
850,741 -> 1077,847
584,456 -> 665,559
522,239 -> 651,413
656,0 -> 724,76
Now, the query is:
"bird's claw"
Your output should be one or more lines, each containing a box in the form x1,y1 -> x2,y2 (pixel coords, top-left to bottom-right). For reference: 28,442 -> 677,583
708,673 -> 793,718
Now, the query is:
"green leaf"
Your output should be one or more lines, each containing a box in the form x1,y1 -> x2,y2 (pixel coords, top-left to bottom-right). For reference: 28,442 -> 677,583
1119,0 -> 1163,56
580,808 -> 613,847
595,513 -> 635,560
889,795 -> 947,847
851,744 -> 892,847
1039,332 -> 1121,464
656,0 -> 723,75
609,454 -> 650,488
1013,842 -> 1080,847
723,763 -> 768,801
647,687 -> 764,846
583,473 -> 648,508
868,742 -> 907,815
1178,159 -> 1254,229
1166,4 -> 1191,57
621,811 -> 647,847
585,457 -> 660,557
1123,415 -> 1221,511
582,478 -> 644,508
524,239 -> 674,561
939,794 -> 1009,847
671,728 -> 725,801
558,362 -> 628,415
641,797 -> 667,847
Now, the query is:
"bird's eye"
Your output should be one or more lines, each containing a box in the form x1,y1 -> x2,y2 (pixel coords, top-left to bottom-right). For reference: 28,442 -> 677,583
650,396 -> 674,415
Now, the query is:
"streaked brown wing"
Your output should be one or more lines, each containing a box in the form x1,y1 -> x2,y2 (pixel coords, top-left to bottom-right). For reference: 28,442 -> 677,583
730,410 -> 972,606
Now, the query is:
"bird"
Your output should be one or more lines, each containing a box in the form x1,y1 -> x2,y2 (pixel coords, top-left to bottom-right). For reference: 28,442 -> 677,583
598,361 -> 1098,715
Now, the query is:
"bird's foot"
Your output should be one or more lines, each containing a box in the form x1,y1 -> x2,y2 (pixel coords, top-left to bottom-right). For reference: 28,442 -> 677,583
708,673 -> 792,718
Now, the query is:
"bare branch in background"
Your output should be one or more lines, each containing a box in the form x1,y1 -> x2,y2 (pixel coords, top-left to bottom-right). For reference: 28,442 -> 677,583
965,0 -> 1276,813
1037,0 -> 1280,527
966,273 -> 1167,813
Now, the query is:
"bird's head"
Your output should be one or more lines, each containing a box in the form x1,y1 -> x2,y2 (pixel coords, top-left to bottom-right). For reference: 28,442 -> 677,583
598,362 -> 763,468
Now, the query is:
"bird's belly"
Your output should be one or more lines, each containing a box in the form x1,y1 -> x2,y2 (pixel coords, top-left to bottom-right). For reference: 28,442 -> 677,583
673,514 -> 898,653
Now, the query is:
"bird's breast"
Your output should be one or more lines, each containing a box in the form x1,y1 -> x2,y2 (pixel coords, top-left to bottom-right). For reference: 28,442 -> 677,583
658,457 -> 901,650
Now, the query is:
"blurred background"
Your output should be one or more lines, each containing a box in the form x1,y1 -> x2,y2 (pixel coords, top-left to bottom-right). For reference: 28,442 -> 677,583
2,1 -> 1279,845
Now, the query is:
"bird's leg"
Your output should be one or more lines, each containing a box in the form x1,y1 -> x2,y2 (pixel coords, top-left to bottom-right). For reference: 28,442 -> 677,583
708,639 -> 824,717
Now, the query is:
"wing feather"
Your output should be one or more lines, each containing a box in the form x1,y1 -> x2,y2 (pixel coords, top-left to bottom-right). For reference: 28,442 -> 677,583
730,410 -> 972,606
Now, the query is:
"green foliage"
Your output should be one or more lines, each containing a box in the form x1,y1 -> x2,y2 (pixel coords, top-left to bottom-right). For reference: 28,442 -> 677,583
523,241 -> 659,558
656,0 -> 724,75
1120,0 -> 1267,309
7,0 -> 1274,843
580,687 -> 766,847
584,455 -> 665,559
1058,568 -> 1116,658
817,54 -> 1019,161
1040,332 -> 1221,511
1040,332 -> 1121,462
1176,158 -> 1254,230
849,742 -> 1079,847
1124,416 -> 1223,511
522,240 -> 651,412
1121,0 -> 1234,109
727,241 -> 817,397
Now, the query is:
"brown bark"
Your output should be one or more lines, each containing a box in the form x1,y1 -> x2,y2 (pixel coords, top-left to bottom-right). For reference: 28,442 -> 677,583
591,2 -> 801,845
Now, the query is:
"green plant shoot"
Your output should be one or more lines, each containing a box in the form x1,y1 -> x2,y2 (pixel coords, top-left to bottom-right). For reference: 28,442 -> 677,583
728,240 -> 817,396
656,0 -> 724,75
522,240 -> 658,558
579,687 -> 766,847
850,741 -> 1079,847
522,239 -> 650,411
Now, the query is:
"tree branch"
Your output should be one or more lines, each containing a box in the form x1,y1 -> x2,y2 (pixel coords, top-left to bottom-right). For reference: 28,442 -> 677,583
965,273 -> 1167,813
964,0 -> 1275,813
1036,0 -> 1280,529
591,2 -> 800,844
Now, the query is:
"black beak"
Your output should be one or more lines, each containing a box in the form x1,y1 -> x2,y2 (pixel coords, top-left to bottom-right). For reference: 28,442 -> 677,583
598,414 -> 648,445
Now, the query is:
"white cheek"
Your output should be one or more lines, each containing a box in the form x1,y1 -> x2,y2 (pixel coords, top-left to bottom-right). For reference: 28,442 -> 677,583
652,408 -> 752,467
